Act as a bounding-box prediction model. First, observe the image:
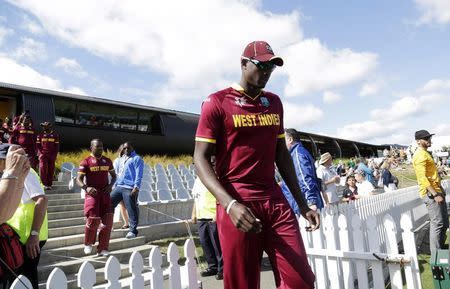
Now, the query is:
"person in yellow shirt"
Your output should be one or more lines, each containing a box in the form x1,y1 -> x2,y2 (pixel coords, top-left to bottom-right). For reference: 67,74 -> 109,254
191,157 -> 223,280
412,129 -> 447,252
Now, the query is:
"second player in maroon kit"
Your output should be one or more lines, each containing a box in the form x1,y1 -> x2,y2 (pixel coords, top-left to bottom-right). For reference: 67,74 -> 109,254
37,122 -> 59,189
194,41 -> 319,289
9,115 -> 38,169
76,139 -> 117,256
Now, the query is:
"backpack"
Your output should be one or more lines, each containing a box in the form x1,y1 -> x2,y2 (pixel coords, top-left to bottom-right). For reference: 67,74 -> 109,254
0,223 -> 24,278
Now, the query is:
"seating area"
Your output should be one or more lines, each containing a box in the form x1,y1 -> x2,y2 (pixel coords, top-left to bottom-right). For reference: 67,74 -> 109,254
58,162 -> 197,204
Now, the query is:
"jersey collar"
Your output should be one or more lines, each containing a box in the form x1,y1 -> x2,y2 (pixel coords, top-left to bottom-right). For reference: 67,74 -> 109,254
231,83 -> 263,100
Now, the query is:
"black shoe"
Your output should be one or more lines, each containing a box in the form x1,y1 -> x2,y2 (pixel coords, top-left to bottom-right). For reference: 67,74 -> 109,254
215,272 -> 223,280
200,268 -> 218,277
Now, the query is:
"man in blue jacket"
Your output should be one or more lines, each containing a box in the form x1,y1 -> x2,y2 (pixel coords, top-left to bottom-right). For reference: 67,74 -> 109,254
111,142 -> 144,239
281,129 -> 324,215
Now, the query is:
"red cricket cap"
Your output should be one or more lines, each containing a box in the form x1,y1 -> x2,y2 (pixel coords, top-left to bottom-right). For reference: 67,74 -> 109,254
242,41 -> 284,66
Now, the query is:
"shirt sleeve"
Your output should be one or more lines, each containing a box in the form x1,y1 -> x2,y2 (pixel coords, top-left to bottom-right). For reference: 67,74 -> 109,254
108,159 -> 115,171
78,159 -> 88,175
134,157 -> 144,189
24,170 -> 45,202
277,97 -> 285,139
195,96 -> 221,144
413,152 -> 431,189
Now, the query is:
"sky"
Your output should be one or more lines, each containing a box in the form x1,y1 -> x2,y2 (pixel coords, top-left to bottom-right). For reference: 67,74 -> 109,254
0,0 -> 450,148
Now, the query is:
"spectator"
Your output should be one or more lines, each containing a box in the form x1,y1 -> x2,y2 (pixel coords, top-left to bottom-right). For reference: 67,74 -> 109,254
341,174 -> 359,202
356,157 -> 376,186
110,142 -> 144,239
76,139 -> 116,256
380,161 -> 397,192
354,169 -> 375,196
412,129 -> 447,252
194,40 -> 318,289
36,122 -> 59,190
191,158 -> 223,280
9,114 -> 38,170
6,168 -> 48,289
316,152 -> 340,206
281,128 -> 324,214
112,144 -> 130,229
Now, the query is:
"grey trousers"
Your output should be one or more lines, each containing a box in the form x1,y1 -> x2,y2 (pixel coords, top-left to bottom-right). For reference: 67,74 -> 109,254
423,196 -> 449,252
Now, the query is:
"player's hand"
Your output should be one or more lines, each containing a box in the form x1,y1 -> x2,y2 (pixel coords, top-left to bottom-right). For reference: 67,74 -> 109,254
86,187 -> 97,196
309,204 -> 318,211
228,202 -> 262,233
301,207 -> 320,231
25,235 -> 40,259
104,184 -> 113,194
131,187 -> 139,198
435,194 -> 445,204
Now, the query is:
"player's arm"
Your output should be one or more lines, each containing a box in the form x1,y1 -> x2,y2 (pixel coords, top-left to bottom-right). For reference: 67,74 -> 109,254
194,141 -> 262,233
275,139 -> 320,230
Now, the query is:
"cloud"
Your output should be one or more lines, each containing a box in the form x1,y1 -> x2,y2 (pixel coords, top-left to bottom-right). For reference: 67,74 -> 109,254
370,96 -> 424,121
0,55 -> 85,94
0,26 -> 13,45
322,90 -> 341,104
21,14 -> 44,35
433,124 -> 450,135
415,0 -> 450,25
359,82 -> 379,96
55,57 -> 87,78
336,120 -> 405,142
283,102 -> 323,128
7,0 -> 377,102
282,39 -> 378,96
421,78 -> 450,92
13,37 -> 47,61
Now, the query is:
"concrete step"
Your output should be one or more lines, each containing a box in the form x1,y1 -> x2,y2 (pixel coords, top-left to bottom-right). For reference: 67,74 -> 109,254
47,203 -> 84,213
48,210 -> 84,220
43,228 -> 129,249
44,186 -> 74,194
48,222 -> 122,238
48,217 -> 86,229
46,192 -> 81,200
41,236 -> 147,266
48,198 -> 84,206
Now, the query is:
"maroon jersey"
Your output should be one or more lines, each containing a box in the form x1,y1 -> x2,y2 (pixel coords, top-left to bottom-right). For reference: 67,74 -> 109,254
37,131 -> 60,157
195,83 -> 285,200
78,155 -> 114,190
9,125 -> 37,156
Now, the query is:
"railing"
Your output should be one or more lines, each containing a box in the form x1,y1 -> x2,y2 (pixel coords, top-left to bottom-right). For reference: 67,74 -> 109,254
11,239 -> 200,289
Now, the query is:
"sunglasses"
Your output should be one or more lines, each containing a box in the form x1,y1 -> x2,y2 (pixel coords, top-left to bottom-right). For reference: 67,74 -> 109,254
242,57 -> 276,71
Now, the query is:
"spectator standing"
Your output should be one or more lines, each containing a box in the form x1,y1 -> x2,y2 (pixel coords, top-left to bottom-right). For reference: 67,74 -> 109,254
191,170 -> 223,280
36,122 -> 59,190
412,130 -> 448,252
194,41 -> 318,289
380,161 -> 397,192
76,139 -> 116,256
281,128 -> 324,214
9,114 -> 38,170
341,175 -> 359,202
110,142 -> 144,239
1,117 -> 13,144
316,152 -> 340,206
6,168 -> 48,289
354,169 -> 375,196
356,157 -> 375,186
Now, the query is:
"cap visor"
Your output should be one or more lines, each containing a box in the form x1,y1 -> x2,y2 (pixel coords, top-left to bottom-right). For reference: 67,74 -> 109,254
253,54 -> 284,66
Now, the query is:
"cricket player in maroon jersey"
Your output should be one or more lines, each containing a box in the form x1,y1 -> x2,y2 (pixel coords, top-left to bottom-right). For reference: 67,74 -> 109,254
9,114 -> 38,170
76,139 -> 117,256
36,122 -> 59,189
194,41 -> 319,289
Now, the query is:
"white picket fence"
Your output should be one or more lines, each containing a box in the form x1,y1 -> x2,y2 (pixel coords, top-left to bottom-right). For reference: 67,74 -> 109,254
11,239 -> 200,289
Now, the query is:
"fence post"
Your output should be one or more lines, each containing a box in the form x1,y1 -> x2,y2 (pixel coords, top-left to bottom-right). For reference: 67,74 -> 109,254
168,242 -> 182,289
105,256 -> 121,289
366,216 -> 384,289
47,268 -> 67,289
78,261 -> 96,289
149,246 -> 164,289
351,214 -> 369,289
324,212 -> 341,289
338,214 -> 354,289
310,212 -> 328,289
384,214 -> 403,288
181,239 -> 198,289
401,212 -> 423,289
130,251 -> 145,289
10,275 -> 32,289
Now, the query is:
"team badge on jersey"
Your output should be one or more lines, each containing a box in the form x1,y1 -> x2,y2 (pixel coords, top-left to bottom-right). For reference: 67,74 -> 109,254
235,96 -> 247,107
260,97 -> 270,107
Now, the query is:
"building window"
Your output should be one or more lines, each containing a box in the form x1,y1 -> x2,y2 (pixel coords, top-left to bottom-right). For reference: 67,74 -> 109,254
76,102 -> 119,128
117,109 -> 137,131
137,111 -> 152,132
54,98 -> 76,124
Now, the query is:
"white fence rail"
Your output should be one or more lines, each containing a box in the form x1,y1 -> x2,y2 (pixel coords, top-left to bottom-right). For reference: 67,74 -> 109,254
11,239 -> 200,289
